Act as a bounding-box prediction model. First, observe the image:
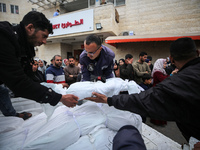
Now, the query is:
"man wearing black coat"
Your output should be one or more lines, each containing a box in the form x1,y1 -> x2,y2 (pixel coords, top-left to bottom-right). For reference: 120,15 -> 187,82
86,37 -> 200,147
0,11 -> 78,119
120,54 -> 135,81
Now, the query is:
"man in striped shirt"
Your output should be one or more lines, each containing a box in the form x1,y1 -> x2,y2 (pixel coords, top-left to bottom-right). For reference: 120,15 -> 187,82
46,55 -> 69,88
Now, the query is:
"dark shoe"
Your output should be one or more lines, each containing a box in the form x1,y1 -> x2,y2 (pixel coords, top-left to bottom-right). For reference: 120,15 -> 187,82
16,112 -> 32,120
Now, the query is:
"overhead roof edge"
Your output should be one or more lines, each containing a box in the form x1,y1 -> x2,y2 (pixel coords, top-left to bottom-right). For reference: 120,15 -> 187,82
105,33 -> 200,45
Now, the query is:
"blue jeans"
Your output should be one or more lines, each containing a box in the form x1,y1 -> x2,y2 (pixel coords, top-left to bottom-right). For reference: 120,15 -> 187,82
0,85 -> 16,116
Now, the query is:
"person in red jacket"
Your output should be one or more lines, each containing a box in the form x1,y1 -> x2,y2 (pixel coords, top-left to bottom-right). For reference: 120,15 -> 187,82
151,59 -> 168,86
150,58 -> 178,125
151,59 -> 168,125
152,58 -> 178,86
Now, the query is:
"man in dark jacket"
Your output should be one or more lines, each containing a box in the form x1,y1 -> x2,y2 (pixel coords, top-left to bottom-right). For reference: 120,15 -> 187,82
0,11 -> 78,119
31,60 -> 45,83
86,37 -> 200,145
120,54 -> 135,81
79,34 -> 115,82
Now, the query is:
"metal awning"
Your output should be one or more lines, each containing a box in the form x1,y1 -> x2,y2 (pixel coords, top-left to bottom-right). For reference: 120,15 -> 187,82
28,0 -> 76,9
105,33 -> 200,46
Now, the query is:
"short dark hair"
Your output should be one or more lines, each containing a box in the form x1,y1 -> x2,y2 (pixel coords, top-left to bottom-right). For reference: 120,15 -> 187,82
142,73 -> 151,82
21,11 -> 53,34
33,60 -> 38,64
170,37 -> 197,61
85,34 -> 102,46
52,55 -> 61,60
119,58 -> 125,63
68,56 -> 74,59
139,52 -> 147,57
147,56 -> 152,61
125,54 -> 133,59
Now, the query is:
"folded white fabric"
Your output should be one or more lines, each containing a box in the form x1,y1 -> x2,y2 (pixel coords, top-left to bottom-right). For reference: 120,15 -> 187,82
0,113 -> 47,150
0,78 -> 143,150
23,104 -> 106,150
0,117 -> 24,134
41,78 -> 141,119
65,125 -> 117,150
65,78 -> 140,100
98,104 -> 142,132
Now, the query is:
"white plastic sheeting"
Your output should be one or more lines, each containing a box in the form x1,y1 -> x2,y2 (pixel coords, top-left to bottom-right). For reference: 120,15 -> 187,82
0,78 -> 182,150
0,101 -> 142,150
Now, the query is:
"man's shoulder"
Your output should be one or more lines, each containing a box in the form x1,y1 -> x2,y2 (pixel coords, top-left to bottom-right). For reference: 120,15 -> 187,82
64,65 -> 77,70
74,66 -> 80,69
80,50 -> 87,58
37,70 -> 43,74
72,66 -> 80,72
133,61 -> 139,66
102,45 -> 115,58
120,63 -> 127,68
0,21 -> 16,41
143,62 -> 149,66
79,51 -> 88,61
0,21 -> 12,31
47,66 -> 64,74
133,61 -> 147,66
46,65 -> 55,72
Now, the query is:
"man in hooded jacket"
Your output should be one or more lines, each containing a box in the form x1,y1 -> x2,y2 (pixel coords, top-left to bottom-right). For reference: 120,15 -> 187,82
86,37 -> 200,146
0,11 -> 78,119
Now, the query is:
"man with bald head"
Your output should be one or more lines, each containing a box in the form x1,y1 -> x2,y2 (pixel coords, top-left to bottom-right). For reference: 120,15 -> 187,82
80,34 -> 115,82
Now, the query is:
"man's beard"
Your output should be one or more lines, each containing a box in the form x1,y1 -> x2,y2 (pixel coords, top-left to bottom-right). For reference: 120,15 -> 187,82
69,64 -> 74,67
27,29 -> 41,47
55,63 -> 61,68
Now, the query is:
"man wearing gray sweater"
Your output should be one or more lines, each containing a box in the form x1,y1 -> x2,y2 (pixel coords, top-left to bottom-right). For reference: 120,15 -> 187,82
133,52 -> 151,84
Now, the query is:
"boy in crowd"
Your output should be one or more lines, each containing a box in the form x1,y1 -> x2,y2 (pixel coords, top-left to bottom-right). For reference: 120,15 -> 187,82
139,73 -> 152,91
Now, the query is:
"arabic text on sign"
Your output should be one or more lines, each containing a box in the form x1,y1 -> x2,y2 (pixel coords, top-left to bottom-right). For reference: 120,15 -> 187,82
52,19 -> 83,29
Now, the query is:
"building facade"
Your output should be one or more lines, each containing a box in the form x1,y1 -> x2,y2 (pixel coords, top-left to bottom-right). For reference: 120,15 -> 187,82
1,0 -> 200,64
0,0 -> 39,24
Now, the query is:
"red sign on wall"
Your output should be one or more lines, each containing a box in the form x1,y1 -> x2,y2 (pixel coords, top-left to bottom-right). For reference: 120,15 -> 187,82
53,19 -> 83,29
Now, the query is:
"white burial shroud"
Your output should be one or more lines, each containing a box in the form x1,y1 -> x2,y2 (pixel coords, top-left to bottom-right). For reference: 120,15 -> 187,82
0,78 -> 143,150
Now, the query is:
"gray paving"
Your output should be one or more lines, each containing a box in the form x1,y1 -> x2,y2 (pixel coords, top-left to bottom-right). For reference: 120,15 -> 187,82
145,117 -> 188,145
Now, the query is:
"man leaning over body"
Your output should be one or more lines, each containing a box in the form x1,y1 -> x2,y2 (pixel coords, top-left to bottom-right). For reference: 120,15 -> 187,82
79,34 -> 115,82
0,11 -> 78,118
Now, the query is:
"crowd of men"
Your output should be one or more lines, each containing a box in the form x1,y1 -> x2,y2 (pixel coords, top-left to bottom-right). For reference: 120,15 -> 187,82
0,11 -> 199,150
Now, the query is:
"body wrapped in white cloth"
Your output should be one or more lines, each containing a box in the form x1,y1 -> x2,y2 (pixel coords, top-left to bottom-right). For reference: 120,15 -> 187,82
0,78 -> 142,150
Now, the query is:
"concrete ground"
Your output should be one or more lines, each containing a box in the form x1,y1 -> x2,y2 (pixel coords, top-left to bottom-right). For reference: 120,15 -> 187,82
145,117 -> 188,145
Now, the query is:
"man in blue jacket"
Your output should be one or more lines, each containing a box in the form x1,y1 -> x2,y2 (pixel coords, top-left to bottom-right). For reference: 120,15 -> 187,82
79,34 -> 115,82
